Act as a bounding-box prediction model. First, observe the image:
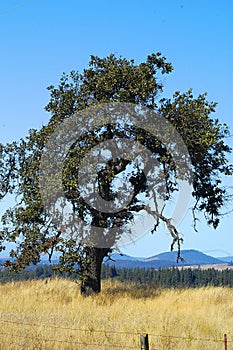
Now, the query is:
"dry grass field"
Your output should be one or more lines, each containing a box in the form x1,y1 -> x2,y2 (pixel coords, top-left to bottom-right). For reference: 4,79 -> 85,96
0,278 -> 232,349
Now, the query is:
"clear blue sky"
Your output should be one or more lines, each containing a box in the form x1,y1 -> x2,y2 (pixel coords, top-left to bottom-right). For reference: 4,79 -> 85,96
0,0 -> 232,258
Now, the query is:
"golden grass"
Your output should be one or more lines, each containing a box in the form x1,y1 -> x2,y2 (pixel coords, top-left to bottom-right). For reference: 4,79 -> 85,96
0,278 -> 232,349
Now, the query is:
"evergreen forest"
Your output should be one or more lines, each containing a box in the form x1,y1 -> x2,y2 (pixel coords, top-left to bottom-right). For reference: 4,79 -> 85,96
0,263 -> 233,288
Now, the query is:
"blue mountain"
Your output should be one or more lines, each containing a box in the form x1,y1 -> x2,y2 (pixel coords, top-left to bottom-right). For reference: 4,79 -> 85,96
145,249 -> 223,265
105,249 -> 225,269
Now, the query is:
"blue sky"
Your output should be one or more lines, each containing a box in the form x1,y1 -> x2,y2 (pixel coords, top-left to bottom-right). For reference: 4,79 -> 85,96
0,0 -> 232,258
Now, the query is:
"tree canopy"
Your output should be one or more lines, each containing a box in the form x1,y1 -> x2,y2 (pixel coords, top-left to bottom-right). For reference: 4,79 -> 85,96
0,53 -> 232,295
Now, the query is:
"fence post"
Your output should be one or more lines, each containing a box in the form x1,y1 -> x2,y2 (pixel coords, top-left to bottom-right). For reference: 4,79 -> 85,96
224,334 -> 227,350
140,333 -> 149,350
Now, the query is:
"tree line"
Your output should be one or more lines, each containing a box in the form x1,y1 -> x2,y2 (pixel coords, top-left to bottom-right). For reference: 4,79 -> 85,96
0,263 -> 233,288
102,265 -> 233,287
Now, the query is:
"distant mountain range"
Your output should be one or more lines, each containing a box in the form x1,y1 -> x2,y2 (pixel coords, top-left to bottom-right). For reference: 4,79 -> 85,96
1,249 -> 232,270
104,249 -> 233,269
216,256 -> 233,263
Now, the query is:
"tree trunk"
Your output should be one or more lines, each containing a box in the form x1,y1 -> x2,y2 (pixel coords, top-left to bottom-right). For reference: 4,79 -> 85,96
80,247 -> 109,296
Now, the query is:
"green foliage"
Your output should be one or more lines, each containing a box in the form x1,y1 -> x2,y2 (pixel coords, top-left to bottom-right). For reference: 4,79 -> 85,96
0,264 -> 73,283
159,90 -> 232,228
102,264 -> 233,288
1,263 -> 233,288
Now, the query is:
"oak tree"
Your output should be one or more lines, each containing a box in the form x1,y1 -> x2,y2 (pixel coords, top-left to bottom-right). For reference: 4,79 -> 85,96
0,53 -> 232,295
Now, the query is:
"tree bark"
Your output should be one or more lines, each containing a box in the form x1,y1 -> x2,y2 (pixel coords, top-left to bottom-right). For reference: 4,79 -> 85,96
80,247 -> 109,296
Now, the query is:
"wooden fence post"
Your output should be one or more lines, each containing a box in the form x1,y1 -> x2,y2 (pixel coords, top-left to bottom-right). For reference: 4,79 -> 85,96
140,333 -> 149,350
224,334 -> 227,350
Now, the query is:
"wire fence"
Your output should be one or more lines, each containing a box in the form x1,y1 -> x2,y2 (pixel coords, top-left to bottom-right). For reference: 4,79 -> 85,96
0,317 -> 232,349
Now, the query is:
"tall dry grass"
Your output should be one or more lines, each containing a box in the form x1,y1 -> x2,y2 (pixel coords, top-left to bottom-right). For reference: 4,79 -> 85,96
0,278 -> 232,349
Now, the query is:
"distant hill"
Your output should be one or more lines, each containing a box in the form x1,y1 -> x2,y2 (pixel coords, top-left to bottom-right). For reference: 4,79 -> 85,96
104,258 -> 173,269
217,256 -> 233,263
145,249 -> 223,265
0,249 -> 231,270
104,253 -> 145,262
105,249 -> 226,269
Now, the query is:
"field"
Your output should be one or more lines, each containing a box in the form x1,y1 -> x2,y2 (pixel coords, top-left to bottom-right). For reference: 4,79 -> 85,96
0,278 -> 232,350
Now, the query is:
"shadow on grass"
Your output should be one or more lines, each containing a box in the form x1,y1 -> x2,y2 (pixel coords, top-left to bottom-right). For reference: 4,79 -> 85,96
101,280 -> 162,299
